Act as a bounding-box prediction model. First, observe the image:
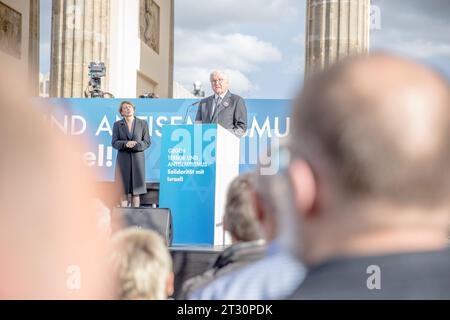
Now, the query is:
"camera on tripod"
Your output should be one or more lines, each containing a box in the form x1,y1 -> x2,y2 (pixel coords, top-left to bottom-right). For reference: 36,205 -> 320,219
88,62 -> 105,98
89,62 -> 106,78
85,62 -> 114,98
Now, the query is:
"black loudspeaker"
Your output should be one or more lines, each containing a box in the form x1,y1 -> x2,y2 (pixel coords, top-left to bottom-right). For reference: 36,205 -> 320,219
140,182 -> 160,206
111,207 -> 173,246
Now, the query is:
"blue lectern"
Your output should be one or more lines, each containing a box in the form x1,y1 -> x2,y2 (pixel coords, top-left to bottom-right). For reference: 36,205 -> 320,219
159,124 -> 240,246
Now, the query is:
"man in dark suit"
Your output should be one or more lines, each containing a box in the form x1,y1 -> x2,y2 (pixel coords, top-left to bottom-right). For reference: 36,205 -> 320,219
287,54 -> 450,299
195,71 -> 247,137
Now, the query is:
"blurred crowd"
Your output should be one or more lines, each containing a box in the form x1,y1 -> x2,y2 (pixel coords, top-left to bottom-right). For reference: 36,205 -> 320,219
2,52 -> 450,299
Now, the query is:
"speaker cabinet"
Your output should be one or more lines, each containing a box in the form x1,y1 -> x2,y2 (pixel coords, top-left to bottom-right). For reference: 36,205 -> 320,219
111,207 -> 173,246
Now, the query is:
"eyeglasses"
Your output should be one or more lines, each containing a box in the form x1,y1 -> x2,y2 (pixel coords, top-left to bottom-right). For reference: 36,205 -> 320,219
210,79 -> 225,84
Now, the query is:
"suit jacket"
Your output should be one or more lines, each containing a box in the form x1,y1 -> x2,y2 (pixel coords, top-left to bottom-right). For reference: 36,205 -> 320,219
195,91 -> 247,137
289,248 -> 450,300
179,240 -> 266,299
111,117 -> 151,195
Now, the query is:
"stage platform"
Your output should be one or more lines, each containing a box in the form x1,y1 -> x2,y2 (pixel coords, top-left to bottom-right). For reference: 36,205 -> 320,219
170,245 -> 227,299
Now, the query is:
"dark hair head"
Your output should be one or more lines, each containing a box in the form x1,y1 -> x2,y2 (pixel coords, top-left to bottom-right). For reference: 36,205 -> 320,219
118,101 -> 135,115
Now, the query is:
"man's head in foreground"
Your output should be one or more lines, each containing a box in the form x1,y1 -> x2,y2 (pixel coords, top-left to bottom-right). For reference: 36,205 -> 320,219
288,53 -> 450,266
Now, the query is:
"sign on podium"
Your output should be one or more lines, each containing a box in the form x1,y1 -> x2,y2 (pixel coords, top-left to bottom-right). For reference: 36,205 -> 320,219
159,124 -> 240,246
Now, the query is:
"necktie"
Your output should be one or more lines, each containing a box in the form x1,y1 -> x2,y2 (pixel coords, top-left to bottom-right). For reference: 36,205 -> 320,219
212,96 -> 221,119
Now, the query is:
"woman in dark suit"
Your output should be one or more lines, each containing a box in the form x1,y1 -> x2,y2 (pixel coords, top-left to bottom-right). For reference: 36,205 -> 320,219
112,101 -> 151,207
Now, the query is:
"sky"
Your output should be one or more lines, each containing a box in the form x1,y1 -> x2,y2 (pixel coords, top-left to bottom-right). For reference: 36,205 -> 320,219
39,0 -> 450,99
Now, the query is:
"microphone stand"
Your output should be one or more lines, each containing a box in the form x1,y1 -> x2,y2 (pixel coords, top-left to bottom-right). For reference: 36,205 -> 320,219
183,100 -> 200,124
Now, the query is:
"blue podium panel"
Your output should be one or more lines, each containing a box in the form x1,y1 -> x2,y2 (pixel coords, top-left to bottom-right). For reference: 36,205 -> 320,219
159,124 -> 218,245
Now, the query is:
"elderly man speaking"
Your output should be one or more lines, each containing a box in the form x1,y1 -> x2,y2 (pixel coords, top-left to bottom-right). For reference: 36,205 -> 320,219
195,71 -> 248,137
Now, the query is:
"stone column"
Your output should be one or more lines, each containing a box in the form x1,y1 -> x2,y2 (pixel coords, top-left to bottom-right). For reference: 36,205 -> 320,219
50,0 -> 110,97
168,0 -> 174,98
305,0 -> 370,78
29,0 -> 40,96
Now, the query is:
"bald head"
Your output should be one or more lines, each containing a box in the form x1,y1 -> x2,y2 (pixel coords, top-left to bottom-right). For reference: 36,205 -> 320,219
291,54 -> 450,206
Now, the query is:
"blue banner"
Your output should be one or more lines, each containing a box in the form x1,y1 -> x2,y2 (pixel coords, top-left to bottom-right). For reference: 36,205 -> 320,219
36,98 -> 292,182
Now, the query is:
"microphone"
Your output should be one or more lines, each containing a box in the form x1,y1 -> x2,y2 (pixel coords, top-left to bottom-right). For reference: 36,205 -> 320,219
183,100 -> 200,124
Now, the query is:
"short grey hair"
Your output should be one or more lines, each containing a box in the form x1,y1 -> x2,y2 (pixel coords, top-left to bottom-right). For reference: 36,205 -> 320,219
223,173 -> 262,242
210,70 -> 229,81
110,228 -> 172,300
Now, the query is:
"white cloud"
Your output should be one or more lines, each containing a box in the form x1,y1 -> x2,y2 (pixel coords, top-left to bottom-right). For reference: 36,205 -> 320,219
176,0 -> 299,30
174,29 -> 281,96
175,30 -> 282,72
175,67 -> 256,96
174,1 -> 306,98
